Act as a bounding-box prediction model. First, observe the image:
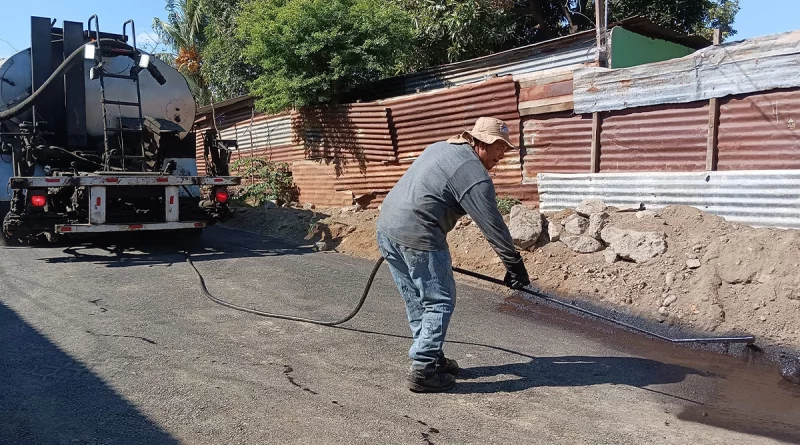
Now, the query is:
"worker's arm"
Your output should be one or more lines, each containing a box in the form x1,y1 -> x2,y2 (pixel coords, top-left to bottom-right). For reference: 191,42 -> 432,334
457,178 -> 530,289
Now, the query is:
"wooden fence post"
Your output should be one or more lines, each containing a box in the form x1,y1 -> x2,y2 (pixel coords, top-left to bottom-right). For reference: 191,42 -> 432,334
706,29 -> 722,171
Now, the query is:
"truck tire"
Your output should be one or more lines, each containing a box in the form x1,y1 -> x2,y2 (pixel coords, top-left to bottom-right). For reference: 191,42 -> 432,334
0,201 -> 10,247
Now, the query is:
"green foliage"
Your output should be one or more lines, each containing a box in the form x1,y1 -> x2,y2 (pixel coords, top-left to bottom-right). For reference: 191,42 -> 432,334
155,0 -> 738,109
695,0 -> 740,41
200,0 -> 261,102
497,196 -> 522,215
230,157 -> 298,206
237,0 -> 416,113
400,0 -> 517,68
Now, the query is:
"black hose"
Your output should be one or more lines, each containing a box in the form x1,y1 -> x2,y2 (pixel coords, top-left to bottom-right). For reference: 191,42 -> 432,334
186,252 -> 384,326
186,250 -> 756,344
0,39 -> 138,121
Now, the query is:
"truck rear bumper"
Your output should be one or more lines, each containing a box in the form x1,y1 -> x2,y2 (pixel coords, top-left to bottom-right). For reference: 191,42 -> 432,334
56,221 -> 206,233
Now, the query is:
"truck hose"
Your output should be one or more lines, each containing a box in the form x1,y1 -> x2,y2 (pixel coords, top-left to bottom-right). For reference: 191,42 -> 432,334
185,250 -> 757,345
0,39 -> 143,121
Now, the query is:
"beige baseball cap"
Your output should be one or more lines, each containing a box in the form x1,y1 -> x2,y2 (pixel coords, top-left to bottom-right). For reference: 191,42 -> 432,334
446,117 -> 517,151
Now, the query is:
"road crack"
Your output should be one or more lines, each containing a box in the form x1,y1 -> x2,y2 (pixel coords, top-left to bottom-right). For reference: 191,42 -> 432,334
282,365 -> 319,395
85,330 -> 156,345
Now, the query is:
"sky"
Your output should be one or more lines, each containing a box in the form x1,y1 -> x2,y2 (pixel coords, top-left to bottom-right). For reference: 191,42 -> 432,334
0,0 -> 797,59
0,0 -> 168,59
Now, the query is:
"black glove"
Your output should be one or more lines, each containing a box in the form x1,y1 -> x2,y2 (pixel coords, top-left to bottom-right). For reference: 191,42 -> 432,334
503,257 -> 530,290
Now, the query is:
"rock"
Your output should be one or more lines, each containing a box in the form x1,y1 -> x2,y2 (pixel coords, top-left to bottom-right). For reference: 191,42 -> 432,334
378,205 -> 382,212
662,295 -> 678,307
547,221 -> 563,242
303,203 -> 316,210
586,212 -> 609,239
600,226 -> 668,263
759,315 -> 767,322
314,241 -> 332,252
508,205 -> 543,250
263,201 -> 277,209
340,205 -> 362,215
563,214 -> 589,235
686,259 -> 702,269
780,354 -> 800,385
459,215 -> 473,227
603,249 -> 619,264
665,272 -> 676,286
658,306 -> 668,316
576,199 -> 607,217
561,236 -> 604,254
636,210 -> 657,219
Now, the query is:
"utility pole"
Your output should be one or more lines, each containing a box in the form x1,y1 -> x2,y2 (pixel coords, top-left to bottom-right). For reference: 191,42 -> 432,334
595,0 -> 607,67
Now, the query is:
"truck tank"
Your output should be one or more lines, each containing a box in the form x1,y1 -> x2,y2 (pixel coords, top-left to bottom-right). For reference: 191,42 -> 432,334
0,48 -> 195,139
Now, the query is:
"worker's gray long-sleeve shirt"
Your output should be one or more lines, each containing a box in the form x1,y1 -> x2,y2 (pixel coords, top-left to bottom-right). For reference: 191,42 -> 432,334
377,141 -> 520,267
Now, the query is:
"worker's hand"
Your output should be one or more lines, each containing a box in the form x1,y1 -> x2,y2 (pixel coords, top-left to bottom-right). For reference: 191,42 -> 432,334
504,257 -> 530,290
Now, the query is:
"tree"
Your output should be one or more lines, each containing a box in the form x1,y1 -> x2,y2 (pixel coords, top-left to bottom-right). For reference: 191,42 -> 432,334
400,0 -> 739,69
200,0 -> 262,102
152,0 -> 211,104
237,0 -> 416,114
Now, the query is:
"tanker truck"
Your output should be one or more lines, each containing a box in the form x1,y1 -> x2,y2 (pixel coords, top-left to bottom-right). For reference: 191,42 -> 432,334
0,16 -> 239,244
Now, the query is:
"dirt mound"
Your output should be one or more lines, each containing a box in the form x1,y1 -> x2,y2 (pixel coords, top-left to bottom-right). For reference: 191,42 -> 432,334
224,204 -> 800,351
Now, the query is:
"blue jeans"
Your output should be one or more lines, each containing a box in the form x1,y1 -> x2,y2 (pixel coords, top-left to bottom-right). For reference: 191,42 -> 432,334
377,231 -> 456,371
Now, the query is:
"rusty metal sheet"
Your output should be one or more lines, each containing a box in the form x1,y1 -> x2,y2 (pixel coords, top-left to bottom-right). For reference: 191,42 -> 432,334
523,112 -> 593,181
291,161 -> 355,207
600,101 -> 708,172
292,103 -> 396,163
334,161 -> 411,208
717,88 -> 800,171
385,76 -> 520,160
574,31 -> 800,113
538,170 -> 800,229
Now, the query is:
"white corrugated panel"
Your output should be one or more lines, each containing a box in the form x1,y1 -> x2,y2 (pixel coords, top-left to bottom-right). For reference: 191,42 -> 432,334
538,170 -> 800,229
219,114 -> 293,151
574,30 -> 800,113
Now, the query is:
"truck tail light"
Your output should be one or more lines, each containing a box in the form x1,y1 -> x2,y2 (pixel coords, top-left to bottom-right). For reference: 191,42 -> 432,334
215,188 -> 229,204
29,191 -> 47,208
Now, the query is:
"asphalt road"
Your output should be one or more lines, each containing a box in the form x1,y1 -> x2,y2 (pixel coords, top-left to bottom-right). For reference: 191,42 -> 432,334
1,226 -> 798,445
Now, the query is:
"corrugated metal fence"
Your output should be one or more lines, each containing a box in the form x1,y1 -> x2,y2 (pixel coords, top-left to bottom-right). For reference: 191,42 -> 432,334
194,31 -> 800,229
538,171 -> 800,228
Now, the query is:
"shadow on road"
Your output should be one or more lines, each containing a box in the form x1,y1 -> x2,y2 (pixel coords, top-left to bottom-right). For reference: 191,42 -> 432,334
454,356 -> 705,398
32,227 -> 314,268
0,301 -> 178,444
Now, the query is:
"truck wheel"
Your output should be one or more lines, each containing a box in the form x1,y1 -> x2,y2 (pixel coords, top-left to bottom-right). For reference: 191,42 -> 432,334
0,201 -> 10,247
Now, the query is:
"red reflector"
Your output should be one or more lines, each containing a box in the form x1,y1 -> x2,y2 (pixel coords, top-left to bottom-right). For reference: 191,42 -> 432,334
96,197 -> 102,207
128,224 -> 144,230
169,196 -> 175,205
157,177 -> 169,183
106,178 -> 119,183
45,178 -> 61,183
213,178 -> 223,183
194,222 -> 205,227
60,227 -> 73,233
30,194 -> 47,207
215,189 -> 229,203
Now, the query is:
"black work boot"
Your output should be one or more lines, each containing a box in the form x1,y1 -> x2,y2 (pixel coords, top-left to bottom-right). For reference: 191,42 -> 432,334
407,366 -> 456,393
436,355 -> 460,376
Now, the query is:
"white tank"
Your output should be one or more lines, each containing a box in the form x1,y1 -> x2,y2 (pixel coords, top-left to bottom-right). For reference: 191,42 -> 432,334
0,48 -> 196,138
